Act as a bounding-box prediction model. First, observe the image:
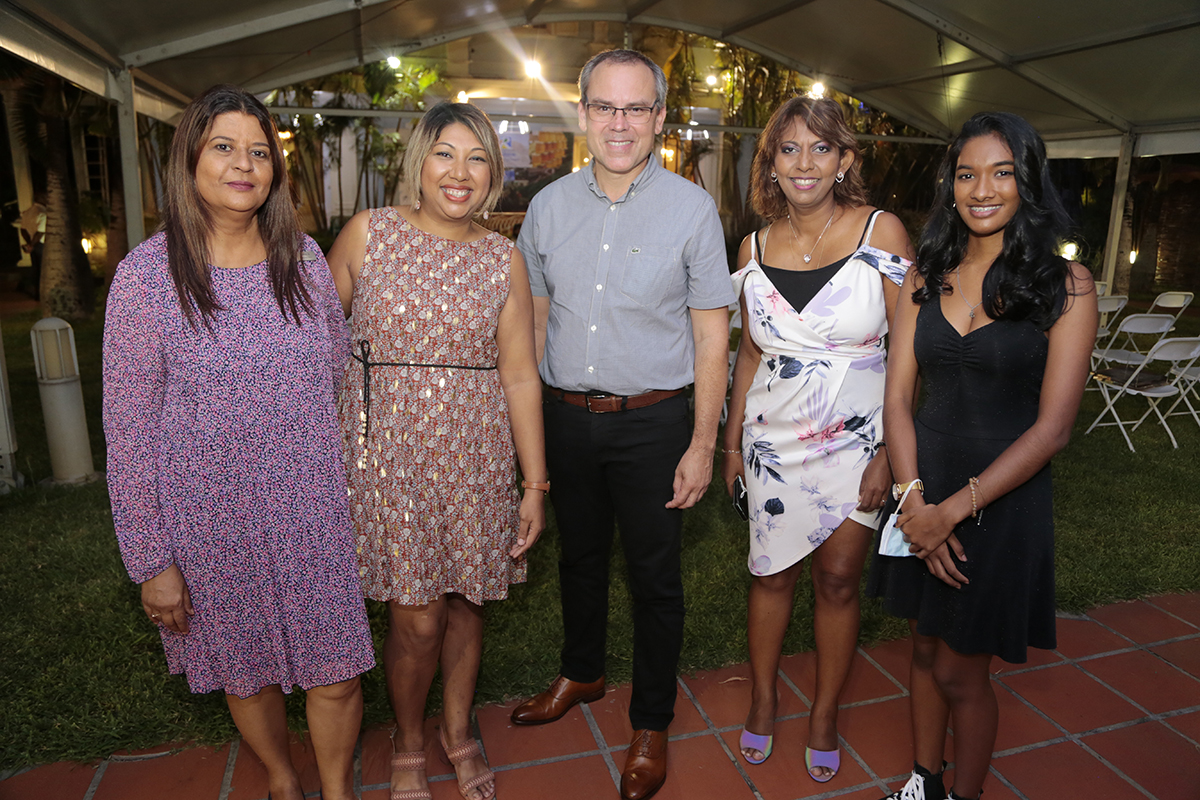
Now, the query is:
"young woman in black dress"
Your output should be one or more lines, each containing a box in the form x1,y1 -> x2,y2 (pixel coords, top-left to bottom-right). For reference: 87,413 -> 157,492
869,112 -> 1098,800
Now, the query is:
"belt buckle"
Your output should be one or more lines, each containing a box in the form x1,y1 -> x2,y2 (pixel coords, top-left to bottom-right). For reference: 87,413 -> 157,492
584,391 -> 613,413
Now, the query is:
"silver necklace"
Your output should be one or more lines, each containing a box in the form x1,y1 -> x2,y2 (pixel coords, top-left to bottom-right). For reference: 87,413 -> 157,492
787,207 -> 837,265
954,268 -> 983,319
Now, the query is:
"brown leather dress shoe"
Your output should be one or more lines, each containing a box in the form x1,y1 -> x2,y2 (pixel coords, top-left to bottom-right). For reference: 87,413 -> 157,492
620,728 -> 667,800
510,675 -> 606,725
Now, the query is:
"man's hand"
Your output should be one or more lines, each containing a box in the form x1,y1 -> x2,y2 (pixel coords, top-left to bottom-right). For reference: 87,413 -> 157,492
666,445 -> 712,509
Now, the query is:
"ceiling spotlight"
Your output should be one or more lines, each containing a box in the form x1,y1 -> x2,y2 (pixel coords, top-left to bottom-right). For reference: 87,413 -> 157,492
705,74 -> 717,87
1129,250 -> 1138,264
456,91 -> 469,103
1059,242 -> 1079,260
386,56 -> 401,69
809,81 -> 826,99
525,60 -> 541,78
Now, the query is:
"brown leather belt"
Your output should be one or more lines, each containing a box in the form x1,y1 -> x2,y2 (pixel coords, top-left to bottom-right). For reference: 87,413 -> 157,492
547,387 -> 683,413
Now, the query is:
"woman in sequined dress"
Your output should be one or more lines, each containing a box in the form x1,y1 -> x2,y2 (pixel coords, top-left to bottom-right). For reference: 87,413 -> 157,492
327,102 -> 546,800
103,85 -> 374,800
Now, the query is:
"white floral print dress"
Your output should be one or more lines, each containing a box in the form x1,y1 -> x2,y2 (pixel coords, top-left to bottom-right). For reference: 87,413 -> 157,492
732,210 -> 909,576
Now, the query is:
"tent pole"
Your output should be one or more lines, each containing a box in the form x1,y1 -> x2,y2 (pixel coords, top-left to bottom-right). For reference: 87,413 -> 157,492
1100,132 -> 1135,289
113,68 -> 146,249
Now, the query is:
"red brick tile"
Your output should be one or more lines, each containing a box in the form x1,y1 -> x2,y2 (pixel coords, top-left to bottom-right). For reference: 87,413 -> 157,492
1090,600 -> 1198,644
589,683 -> 707,747
94,745 -> 229,800
862,638 -> 914,689
779,649 -> 905,706
1167,709 -> 1200,742
992,740 -> 1145,800
838,696 -> 953,781
719,716 -> 869,798
629,734 -> 756,800
0,761 -> 96,800
1084,720 -> 1200,800
1052,617 -> 1131,659
1147,592 -> 1200,628
680,663 -> 807,730
228,733 -> 321,800
1153,637 -> 1200,680
992,683 -> 1062,752
474,699 -> 601,767
988,644 -> 1064,674
1081,650 -> 1200,714
463,754 -> 612,800
998,664 -> 1143,734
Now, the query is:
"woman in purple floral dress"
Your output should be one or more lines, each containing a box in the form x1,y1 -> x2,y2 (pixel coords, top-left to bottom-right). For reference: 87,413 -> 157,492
103,85 -> 374,800
722,97 -> 913,782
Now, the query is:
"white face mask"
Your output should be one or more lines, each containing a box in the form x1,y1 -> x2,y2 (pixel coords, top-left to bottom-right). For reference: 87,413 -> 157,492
878,483 -> 920,558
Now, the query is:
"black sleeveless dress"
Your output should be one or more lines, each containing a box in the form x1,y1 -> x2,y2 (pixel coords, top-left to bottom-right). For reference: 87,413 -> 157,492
867,299 -> 1056,664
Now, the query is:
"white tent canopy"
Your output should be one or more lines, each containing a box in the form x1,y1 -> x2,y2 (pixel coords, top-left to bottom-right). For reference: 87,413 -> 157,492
4,0 -> 1200,283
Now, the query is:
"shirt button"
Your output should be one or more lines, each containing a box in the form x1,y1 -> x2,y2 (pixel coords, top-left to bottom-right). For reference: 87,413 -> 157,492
603,244 -> 609,251
590,325 -> 597,332
609,205 -> 616,211
587,366 -> 595,373
596,284 -> 603,291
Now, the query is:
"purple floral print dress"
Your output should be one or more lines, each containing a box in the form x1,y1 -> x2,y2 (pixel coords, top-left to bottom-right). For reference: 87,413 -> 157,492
103,232 -> 376,697
732,210 -> 909,576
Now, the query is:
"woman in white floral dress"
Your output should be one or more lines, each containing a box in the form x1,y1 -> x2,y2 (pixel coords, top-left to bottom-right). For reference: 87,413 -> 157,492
722,97 -> 913,783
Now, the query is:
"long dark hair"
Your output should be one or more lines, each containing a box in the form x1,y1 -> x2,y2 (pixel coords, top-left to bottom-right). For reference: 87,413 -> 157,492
162,84 -> 310,328
914,111 -> 1072,329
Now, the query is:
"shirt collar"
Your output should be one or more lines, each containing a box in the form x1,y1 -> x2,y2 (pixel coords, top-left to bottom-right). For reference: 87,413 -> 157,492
583,153 -> 662,203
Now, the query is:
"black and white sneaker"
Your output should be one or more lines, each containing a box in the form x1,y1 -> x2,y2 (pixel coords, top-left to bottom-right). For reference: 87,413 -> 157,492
881,762 -> 946,800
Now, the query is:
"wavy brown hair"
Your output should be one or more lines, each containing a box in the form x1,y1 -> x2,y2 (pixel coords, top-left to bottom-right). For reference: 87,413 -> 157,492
162,84 -> 310,328
750,96 -> 868,221
400,102 -> 504,216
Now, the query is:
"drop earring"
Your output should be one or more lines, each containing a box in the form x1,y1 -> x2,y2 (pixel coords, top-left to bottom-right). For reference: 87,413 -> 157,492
770,172 -> 777,182
835,171 -> 845,183
483,210 -> 489,220
413,197 -> 421,211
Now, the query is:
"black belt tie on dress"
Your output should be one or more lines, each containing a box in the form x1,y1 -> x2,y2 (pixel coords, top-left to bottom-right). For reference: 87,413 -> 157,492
352,340 -> 497,440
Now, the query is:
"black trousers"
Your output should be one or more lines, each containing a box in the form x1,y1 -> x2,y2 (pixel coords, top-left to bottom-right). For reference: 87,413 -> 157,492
544,393 -> 690,732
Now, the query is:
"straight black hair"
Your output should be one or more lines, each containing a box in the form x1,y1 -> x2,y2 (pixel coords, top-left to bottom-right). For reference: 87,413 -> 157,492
914,111 -> 1073,329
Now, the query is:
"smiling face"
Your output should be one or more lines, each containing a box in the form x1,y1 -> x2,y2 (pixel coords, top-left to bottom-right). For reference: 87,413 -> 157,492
578,61 -> 666,194
194,112 -> 274,218
418,122 -> 492,223
953,132 -> 1021,239
772,118 -> 854,212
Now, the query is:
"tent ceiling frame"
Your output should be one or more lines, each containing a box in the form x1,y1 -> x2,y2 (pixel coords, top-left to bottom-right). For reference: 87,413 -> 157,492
874,0 -> 1131,132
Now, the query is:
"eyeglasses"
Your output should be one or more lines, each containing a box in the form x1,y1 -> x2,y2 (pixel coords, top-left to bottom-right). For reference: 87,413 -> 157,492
585,103 -> 658,123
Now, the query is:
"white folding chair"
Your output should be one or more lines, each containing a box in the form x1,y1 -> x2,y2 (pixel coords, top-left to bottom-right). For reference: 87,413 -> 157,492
1092,313 -> 1174,368
1094,294 -> 1129,348
1086,337 -> 1200,451
1147,291 -> 1194,329
1162,362 -> 1200,429
1094,281 -> 1108,297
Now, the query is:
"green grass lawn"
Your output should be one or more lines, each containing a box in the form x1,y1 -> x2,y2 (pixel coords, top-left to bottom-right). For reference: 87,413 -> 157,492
2,305 -> 1198,770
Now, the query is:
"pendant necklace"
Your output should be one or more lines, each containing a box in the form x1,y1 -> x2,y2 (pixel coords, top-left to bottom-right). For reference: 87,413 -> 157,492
954,268 -> 983,319
788,206 -> 837,265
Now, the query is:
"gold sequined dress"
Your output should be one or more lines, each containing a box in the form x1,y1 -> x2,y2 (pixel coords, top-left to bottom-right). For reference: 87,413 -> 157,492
339,207 -> 525,605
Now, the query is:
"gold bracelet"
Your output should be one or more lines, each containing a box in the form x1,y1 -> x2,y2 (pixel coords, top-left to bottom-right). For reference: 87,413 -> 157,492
521,480 -> 550,494
968,476 -> 984,525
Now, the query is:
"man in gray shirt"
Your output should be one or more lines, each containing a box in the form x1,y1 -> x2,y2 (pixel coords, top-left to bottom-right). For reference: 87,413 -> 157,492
510,49 -> 734,800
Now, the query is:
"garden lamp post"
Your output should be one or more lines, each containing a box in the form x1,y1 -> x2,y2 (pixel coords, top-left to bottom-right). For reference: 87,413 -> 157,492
31,317 -> 97,484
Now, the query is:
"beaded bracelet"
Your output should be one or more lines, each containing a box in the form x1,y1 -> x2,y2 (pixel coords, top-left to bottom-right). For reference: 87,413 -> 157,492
968,476 -> 985,525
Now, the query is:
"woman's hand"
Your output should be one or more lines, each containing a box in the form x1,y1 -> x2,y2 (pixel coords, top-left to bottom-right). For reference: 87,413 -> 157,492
510,490 -> 546,559
722,449 -> 745,497
856,447 -> 892,512
141,563 -> 194,634
897,501 -> 955,558
922,534 -> 969,588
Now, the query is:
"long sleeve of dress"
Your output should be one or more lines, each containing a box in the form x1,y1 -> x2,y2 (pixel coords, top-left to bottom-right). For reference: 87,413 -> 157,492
304,236 -> 350,390
103,252 -> 172,584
